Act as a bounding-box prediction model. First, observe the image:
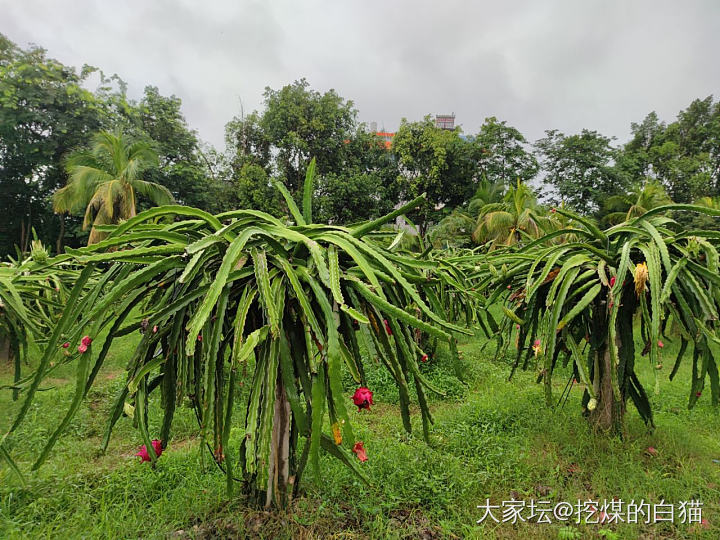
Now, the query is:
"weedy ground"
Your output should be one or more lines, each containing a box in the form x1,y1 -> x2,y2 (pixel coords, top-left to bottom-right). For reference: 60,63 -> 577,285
1,330 -> 719,539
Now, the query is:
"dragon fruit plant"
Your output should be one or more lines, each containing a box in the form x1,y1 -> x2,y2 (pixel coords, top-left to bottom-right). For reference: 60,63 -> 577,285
0,245 -> 77,397
478,204 -> 720,433
1,161 -> 467,507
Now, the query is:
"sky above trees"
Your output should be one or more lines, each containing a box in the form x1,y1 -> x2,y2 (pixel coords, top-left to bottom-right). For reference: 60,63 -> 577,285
2,0 -> 719,147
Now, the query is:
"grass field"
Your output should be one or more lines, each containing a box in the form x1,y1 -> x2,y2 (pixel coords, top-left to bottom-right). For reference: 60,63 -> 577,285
1,330 -> 719,539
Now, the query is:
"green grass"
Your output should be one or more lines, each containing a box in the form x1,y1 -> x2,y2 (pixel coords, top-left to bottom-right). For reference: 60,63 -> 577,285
1,330 -> 719,539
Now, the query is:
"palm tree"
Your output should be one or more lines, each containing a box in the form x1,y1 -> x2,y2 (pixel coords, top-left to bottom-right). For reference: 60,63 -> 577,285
53,131 -> 173,244
472,180 -> 552,249
601,180 -> 672,225
466,177 -> 506,217
431,178 -> 505,247
695,196 -> 720,210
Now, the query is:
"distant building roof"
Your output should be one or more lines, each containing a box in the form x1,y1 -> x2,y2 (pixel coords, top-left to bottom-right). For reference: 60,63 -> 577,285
435,114 -> 456,130
376,131 -> 395,149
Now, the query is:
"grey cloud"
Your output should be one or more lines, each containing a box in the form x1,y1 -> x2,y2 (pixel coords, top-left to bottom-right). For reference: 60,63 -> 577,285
1,0 -> 719,148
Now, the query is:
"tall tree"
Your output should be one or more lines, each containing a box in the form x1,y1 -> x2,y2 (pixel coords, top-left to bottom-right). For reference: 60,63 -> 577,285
619,97 -> 720,204
315,129 -> 400,223
258,78 -> 356,192
0,34 -> 111,256
130,86 -> 219,211
535,129 -> 626,215
52,131 -> 172,244
471,117 -> 538,185
230,161 -> 281,215
223,81 -> 399,222
223,110 -> 280,214
618,111 -> 665,180
392,117 -> 478,235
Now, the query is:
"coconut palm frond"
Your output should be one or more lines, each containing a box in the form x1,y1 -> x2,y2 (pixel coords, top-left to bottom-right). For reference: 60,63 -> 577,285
601,180 -> 672,225
468,178 -> 505,216
52,184 -> 85,216
695,196 -> 720,210
517,208 -> 540,236
53,159 -> 112,215
474,202 -> 505,214
53,130 -> 172,245
132,179 -> 174,206
127,140 -> 158,167
469,180 -> 549,249
602,211 -> 629,226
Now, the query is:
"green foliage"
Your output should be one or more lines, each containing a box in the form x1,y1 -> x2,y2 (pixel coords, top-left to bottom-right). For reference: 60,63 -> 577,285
0,34 -> 108,256
129,86 -> 221,212
223,81 -> 401,224
53,130 -> 173,244
471,116 -> 539,184
1,178 -> 468,505
4,28 -> 720,260
315,170 -> 396,225
536,129 -> 628,215
478,203 -> 720,432
393,116 -> 478,234
601,180 -> 673,225
430,210 -> 477,248
230,162 -> 282,215
259,79 -> 357,193
621,98 -> 720,204
0,34 -> 219,257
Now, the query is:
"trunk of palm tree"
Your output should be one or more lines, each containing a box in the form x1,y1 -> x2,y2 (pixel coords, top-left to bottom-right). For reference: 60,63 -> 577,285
56,215 -> 65,255
88,226 -> 105,246
20,219 -> 28,255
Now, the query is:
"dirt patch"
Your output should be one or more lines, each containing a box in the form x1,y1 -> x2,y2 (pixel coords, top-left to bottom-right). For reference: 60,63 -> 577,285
167,500 -> 448,540
102,370 -> 123,381
388,507 -> 446,539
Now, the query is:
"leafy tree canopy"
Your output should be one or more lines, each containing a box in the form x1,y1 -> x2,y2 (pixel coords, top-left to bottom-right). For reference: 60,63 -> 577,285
223,80 -> 400,223
535,129 -> 627,215
0,34 -> 110,255
128,86 -> 218,212
620,96 -> 720,204
0,34 -> 219,257
393,116 -> 478,234
470,116 -> 538,185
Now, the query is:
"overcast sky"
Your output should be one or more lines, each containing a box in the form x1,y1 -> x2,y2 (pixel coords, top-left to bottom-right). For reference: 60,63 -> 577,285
2,0 -> 719,148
